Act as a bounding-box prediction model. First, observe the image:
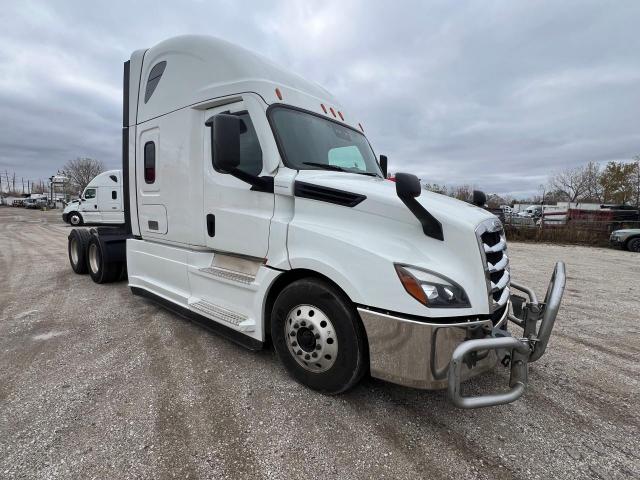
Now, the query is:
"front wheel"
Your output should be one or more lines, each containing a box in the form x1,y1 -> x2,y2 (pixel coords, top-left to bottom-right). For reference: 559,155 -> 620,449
69,212 -> 83,226
627,237 -> 640,253
271,278 -> 367,394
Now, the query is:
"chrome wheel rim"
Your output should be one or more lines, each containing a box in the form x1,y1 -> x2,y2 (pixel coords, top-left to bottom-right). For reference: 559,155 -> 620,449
285,304 -> 338,372
70,238 -> 79,265
88,243 -> 99,274
70,214 -> 80,225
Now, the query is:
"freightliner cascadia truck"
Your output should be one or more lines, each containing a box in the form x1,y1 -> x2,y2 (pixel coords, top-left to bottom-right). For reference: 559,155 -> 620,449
62,170 -> 124,226
67,35 -> 566,408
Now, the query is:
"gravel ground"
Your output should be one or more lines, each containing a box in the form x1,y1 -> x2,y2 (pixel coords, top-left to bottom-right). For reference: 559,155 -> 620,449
0,207 -> 638,480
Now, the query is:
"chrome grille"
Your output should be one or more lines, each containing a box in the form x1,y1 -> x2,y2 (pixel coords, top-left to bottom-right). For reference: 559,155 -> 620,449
476,218 -> 510,314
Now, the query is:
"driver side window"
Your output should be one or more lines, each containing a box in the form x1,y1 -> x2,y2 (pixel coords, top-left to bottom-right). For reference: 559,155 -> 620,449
84,188 -> 96,199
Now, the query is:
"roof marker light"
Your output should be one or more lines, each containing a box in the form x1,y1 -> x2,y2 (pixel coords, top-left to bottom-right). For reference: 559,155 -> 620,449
275,88 -> 283,100
358,123 -> 364,132
338,111 -> 344,121
321,104 -> 327,113
329,107 -> 336,117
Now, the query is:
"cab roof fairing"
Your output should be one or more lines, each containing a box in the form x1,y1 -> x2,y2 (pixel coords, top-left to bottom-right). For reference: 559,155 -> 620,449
131,35 -> 359,130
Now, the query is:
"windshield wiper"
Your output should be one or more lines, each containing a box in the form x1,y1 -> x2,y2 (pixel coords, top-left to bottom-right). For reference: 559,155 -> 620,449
303,162 -> 345,171
302,162 -> 380,177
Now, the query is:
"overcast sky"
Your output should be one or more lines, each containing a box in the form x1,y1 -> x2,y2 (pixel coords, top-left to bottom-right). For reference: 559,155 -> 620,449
1,0 -> 638,196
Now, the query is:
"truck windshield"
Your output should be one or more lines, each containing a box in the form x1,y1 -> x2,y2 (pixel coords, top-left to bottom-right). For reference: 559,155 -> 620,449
270,107 -> 382,177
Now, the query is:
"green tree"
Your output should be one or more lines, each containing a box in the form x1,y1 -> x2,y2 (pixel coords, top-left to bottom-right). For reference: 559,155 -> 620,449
599,161 -> 636,205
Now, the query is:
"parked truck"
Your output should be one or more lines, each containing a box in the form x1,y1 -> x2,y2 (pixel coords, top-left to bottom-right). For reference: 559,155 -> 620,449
67,35 -> 566,408
62,170 -> 124,226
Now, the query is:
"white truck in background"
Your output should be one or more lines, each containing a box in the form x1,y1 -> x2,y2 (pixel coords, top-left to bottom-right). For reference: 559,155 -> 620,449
66,35 -> 566,408
62,170 -> 124,226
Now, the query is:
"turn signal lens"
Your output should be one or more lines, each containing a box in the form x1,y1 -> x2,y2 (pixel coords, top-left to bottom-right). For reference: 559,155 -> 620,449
395,265 -> 427,305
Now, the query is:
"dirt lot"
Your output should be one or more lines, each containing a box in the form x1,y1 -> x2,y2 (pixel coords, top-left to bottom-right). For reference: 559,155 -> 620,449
0,207 -> 638,480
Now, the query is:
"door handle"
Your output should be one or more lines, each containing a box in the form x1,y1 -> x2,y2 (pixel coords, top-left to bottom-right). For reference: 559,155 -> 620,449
206,214 -> 215,237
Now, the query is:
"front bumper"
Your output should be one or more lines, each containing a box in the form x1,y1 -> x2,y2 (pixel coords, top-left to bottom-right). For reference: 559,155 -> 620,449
358,261 -> 566,408
62,213 -> 69,223
609,237 -> 624,249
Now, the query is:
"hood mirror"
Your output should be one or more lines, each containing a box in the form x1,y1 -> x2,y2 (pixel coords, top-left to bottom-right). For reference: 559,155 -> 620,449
394,172 -> 443,241
473,190 -> 487,207
395,173 -> 421,198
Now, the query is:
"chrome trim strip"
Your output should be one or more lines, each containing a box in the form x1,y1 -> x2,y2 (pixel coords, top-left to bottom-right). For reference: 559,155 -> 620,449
493,287 -> 510,308
488,254 -> 509,272
484,238 -> 506,253
491,270 -> 510,292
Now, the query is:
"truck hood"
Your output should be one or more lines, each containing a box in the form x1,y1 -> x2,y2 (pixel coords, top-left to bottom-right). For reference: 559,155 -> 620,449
289,170 -> 500,317
294,170 -> 495,230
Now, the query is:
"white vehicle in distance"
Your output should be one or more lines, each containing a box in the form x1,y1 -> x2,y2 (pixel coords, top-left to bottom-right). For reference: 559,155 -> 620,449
62,170 -> 124,226
66,36 -> 566,408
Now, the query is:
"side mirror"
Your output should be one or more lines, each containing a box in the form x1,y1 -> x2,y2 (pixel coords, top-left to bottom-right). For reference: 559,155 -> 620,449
395,172 -> 421,199
379,155 -> 388,178
473,190 -> 487,207
206,114 -> 242,173
204,113 -> 273,193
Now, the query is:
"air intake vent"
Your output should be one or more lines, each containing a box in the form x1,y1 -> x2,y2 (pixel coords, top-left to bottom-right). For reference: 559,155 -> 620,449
294,181 -> 366,207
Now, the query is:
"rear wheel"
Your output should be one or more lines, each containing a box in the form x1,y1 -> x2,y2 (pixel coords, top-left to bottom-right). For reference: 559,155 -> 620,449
69,212 -> 83,226
271,278 -> 367,394
87,236 -> 122,284
68,229 -> 91,274
627,237 -> 640,253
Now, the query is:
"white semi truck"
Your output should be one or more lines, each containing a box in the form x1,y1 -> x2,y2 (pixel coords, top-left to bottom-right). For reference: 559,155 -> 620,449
67,35 -> 565,408
62,170 -> 124,226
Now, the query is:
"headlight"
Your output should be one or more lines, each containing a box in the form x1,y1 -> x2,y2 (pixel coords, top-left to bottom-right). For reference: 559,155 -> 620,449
395,264 -> 471,308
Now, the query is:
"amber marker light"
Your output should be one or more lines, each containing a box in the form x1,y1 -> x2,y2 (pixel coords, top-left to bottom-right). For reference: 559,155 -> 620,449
275,88 -> 283,100
395,265 -> 428,305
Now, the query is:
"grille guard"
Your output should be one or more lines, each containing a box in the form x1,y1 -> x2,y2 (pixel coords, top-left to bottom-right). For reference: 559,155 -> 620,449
448,262 -> 566,408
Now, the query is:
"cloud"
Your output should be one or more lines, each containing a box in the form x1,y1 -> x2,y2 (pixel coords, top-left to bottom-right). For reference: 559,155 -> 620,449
1,0 -> 639,197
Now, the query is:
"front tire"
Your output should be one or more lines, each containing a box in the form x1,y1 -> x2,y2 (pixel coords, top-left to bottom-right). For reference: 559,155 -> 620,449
627,237 -> 640,253
271,278 -> 367,394
69,212 -> 83,226
86,236 -> 122,284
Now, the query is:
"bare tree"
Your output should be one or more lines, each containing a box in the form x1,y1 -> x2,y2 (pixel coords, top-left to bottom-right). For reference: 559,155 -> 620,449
61,157 -> 105,195
548,165 -> 591,203
582,161 -> 604,202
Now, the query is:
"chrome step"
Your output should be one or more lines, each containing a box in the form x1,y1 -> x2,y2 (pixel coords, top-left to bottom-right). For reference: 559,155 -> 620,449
189,299 -> 255,332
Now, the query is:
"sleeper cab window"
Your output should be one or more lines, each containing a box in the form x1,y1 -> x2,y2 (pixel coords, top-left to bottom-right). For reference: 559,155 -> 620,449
112,190 -> 117,200
144,61 -> 167,103
144,141 -> 156,184
212,113 -> 263,176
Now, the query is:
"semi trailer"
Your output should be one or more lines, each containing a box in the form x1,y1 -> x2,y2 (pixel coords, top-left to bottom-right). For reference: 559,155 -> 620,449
67,35 -> 566,408
62,170 -> 124,226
